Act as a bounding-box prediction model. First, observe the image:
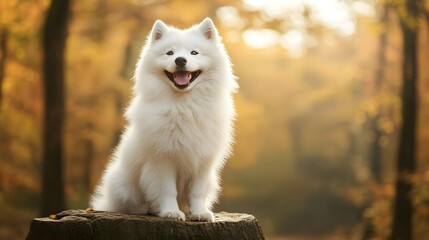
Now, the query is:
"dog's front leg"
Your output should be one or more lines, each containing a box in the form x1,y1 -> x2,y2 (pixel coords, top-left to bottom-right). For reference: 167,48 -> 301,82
140,160 -> 185,221
188,170 -> 217,222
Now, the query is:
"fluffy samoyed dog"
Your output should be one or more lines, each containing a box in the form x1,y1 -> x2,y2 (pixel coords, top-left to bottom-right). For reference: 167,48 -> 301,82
90,18 -> 237,222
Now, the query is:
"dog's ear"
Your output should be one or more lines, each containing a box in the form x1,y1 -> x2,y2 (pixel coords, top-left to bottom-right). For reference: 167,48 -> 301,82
151,20 -> 168,42
198,18 -> 218,40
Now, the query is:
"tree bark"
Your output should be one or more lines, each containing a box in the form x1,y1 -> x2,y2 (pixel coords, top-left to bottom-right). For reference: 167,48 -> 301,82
390,0 -> 419,239
0,28 -> 8,109
40,0 -> 71,216
26,210 -> 265,240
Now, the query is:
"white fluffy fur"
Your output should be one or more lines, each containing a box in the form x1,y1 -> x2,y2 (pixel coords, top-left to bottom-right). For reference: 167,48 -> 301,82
90,18 -> 237,222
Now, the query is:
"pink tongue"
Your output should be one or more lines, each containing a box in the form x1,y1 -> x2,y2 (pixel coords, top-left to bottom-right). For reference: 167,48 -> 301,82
174,72 -> 192,85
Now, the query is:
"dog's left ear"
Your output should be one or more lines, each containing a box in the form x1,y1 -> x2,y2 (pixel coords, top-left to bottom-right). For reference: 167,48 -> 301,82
198,18 -> 218,40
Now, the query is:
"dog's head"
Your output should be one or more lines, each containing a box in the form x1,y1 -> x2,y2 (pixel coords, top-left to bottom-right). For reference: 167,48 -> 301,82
137,18 -> 232,93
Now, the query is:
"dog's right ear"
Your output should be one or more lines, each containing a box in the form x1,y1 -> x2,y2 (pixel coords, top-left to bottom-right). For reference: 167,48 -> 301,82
150,20 -> 168,42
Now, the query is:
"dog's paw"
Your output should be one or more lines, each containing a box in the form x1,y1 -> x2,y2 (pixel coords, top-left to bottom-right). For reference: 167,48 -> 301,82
188,210 -> 215,222
158,209 -> 186,221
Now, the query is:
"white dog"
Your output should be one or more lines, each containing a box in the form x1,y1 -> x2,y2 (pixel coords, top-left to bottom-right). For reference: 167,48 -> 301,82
91,18 -> 237,222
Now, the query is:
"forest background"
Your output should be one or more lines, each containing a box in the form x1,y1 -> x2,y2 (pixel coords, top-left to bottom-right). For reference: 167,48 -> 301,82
1,0 -> 429,239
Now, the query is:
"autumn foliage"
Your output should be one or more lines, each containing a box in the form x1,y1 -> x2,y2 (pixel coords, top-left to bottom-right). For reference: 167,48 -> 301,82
0,0 -> 429,239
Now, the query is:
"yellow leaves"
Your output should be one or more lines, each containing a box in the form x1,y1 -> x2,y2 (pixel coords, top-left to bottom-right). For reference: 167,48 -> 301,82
368,21 -> 388,35
0,58 -> 43,169
383,0 -> 419,31
416,205 -> 429,217
410,172 -> 429,236
160,1 -> 209,26
0,0 -> 26,27
0,0 -> 49,34
365,99 -> 379,118
362,183 -> 396,239
412,172 -> 429,205
424,171 -> 429,182
0,162 -> 40,194
358,92 -> 401,134
363,198 -> 392,238
378,117 -> 395,134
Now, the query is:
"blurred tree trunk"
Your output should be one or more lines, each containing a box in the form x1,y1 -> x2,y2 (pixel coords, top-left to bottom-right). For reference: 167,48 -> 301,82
390,0 -> 419,239
362,6 -> 390,239
0,28 -> 7,108
368,5 -> 390,183
40,0 -> 71,216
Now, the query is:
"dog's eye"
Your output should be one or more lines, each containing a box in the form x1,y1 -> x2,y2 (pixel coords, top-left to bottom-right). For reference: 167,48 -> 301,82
191,50 -> 198,55
166,51 -> 174,55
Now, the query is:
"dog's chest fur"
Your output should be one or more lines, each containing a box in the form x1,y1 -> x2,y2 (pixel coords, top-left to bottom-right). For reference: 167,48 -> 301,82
137,91 -> 228,165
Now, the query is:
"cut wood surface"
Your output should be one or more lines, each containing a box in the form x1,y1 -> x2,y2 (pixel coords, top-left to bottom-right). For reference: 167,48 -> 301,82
26,209 -> 265,240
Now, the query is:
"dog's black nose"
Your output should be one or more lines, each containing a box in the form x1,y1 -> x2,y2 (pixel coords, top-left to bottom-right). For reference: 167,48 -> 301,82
175,57 -> 187,67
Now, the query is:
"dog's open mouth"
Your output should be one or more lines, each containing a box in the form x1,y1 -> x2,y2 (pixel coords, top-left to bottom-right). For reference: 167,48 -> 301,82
164,70 -> 201,89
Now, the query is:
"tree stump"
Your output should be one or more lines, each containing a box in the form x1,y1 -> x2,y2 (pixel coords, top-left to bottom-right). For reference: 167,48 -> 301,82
26,209 -> 265,240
